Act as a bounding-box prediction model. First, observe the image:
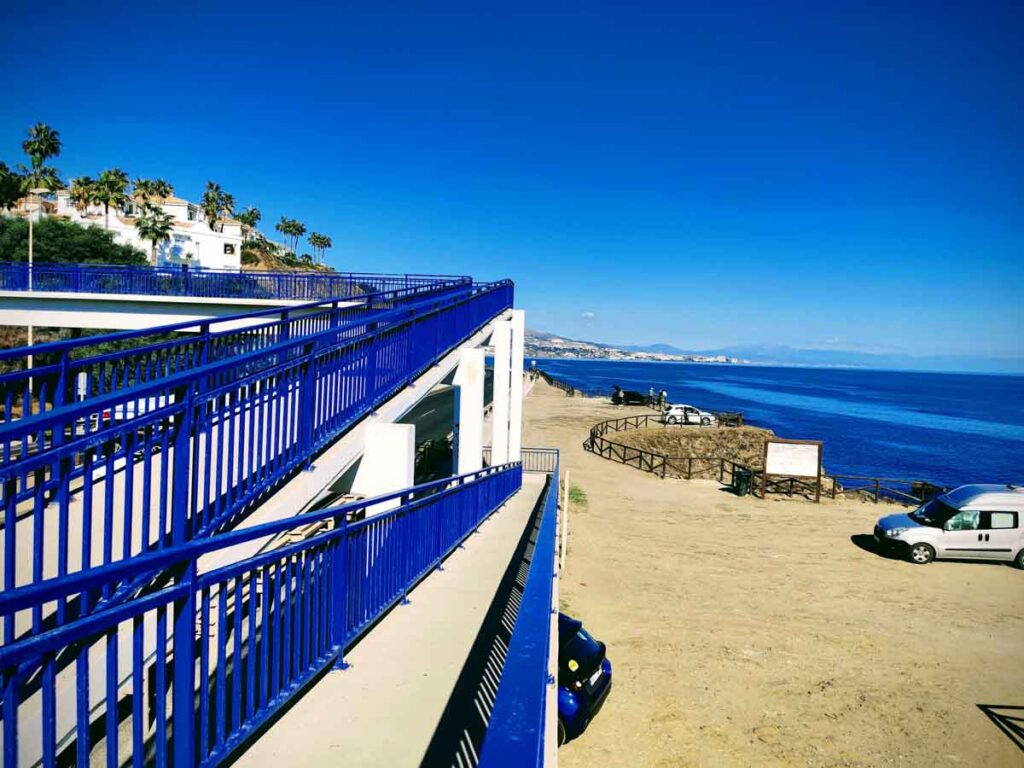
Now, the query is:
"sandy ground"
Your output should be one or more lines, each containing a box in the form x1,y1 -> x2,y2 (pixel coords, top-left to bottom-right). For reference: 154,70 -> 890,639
522,380 -> 1024,768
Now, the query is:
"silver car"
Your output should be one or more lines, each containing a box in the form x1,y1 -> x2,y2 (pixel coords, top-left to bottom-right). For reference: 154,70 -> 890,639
661,403 -> 716,426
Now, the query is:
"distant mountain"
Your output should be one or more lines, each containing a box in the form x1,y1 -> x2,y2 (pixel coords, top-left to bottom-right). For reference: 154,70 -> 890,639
701,344 -> 1024,374
617,342 -> 691,356
526,330 -> 1024,374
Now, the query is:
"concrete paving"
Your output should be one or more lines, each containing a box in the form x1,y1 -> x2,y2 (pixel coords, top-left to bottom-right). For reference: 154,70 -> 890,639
235,472 -> 546,768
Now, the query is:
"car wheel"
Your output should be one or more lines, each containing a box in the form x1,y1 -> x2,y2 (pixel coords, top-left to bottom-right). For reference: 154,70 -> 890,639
909,543 -> 935,564
667,416 -> 678,425
1015,549 -> 1024,569
558,718 -> 567,746
700,417 -> 711,426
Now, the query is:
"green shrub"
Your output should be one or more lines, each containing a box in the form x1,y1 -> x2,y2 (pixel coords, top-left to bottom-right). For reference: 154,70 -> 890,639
0,217 -> 147,266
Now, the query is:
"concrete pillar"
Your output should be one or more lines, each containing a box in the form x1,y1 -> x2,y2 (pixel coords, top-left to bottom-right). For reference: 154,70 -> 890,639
490,321 -> 512,466
508,310 -> 525,462
453,347 -> 485,475
351,423 -> 415,512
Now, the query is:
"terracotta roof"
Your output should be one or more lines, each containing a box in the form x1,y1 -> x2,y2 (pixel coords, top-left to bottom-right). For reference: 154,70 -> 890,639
163,196 -> 188,204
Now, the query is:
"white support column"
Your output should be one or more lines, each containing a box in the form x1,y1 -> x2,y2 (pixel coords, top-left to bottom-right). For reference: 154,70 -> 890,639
508,309 -> 525,462
351,423 -> 416,512
453,347 -> 485,475
490,321 -> 512,466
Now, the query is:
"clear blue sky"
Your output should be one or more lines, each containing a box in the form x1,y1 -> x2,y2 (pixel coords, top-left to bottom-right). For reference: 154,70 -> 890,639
3,1 -> 1022,362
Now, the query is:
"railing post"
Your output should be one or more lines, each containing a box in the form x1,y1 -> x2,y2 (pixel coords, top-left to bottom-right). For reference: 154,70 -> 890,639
280,310 -> 291,344
172,559 -> 197,768
199,322 -> 211,367
171,384 -> 195,545
874,479 -> 880,503
332,516 -> 351,669
299,342 -> 317,463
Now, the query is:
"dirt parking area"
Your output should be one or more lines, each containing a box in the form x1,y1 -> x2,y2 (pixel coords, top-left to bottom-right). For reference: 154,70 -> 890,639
523,381 -> 1024,767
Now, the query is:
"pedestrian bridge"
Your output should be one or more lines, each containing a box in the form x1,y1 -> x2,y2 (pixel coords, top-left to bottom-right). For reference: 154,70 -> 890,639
0,262 -> 472,331
0,266 -> 558,767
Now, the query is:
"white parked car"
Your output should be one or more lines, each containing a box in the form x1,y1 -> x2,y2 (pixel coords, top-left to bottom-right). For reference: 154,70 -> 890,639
874,484 -> 1024,567
661,403 -> 716,426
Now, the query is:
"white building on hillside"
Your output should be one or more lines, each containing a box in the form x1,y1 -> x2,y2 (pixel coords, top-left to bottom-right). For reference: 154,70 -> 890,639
50,191 -> 243,270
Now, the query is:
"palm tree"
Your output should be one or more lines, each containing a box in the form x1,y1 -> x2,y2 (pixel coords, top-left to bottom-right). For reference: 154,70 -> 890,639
69,176 -> 95,215
19,122 -> 63,191
276,216 -> 305,254
308,232 -> 333,264
221,193 -> 235,223
152,179 -> 174,199
274,217 -> 288,249
94,168 -> 130,229
236,206 -> 261,241
0,162 -> 22,211
289,220 -> 307,254
202,181 -> 223,229
134,204 -> 175,266
201,181 -> 234,232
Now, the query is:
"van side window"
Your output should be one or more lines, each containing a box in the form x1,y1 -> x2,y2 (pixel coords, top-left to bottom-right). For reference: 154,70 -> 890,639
981,511 -> 1018,530
945,510 -> 980,531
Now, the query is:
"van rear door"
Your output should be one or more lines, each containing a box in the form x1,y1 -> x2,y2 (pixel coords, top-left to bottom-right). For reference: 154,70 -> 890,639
977,511 -> 1021,561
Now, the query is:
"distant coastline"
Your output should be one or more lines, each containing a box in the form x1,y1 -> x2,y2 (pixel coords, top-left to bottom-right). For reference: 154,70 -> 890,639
525,329 -> 750,365
525,329 -> 1024,375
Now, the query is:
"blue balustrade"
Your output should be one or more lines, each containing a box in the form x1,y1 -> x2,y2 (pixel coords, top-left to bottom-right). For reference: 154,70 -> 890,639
0,280 -> 514,612
0,273 -> 473,423
479,453 -> 559,767
0,462 -> 523,768
0,260 -> 470,301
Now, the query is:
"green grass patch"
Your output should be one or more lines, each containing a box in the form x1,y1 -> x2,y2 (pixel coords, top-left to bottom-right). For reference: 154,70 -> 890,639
568,484 -> 588,509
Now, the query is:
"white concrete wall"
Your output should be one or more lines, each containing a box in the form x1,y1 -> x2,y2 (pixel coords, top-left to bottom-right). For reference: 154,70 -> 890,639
508,309 -> 525,462
351,423 -> 416,512
490,321 -> 512,466
453,348 -> 485,474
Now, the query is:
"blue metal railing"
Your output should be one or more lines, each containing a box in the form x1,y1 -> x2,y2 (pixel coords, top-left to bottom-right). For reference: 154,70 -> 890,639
0,274 -> 474,424
0,462 -> 523,768
0,281 -> 514,608
480,452 -> 559,766
0,260 -> 470,301
0,275 -> 500,428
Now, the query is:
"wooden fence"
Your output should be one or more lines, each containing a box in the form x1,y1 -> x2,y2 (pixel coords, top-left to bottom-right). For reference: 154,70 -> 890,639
583,414 -> 946,504
583,413 -> 765,490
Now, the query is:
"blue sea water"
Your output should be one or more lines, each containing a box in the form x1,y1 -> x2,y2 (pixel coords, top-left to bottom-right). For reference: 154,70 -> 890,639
534,359 -> 1024,488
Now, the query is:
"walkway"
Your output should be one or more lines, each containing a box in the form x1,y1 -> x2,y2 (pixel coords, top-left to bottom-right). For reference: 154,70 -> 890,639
235,472 -> 546,767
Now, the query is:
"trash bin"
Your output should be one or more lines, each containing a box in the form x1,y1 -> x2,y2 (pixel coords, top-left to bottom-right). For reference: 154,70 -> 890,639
734,469 -> 751,497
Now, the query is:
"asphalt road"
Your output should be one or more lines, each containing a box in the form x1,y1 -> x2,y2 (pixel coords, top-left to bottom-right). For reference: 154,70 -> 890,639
399,370 -> 494,444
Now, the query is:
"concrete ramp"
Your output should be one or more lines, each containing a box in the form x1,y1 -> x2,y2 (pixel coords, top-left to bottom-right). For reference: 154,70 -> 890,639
234,473 -> 546,767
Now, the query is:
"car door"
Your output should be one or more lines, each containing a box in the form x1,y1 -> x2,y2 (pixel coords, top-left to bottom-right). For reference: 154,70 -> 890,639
976,511 -> 1020,561
684,407 -> 698,424
937,509 -> 984,558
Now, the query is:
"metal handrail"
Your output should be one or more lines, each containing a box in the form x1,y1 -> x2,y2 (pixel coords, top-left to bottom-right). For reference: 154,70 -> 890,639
479,454 -> 558,766
0,462 -> 523,768
0,280 -> 514,608
0,260 -> 470,301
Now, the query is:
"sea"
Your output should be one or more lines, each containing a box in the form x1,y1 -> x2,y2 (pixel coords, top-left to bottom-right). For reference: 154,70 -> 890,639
532,358 -> 1024,488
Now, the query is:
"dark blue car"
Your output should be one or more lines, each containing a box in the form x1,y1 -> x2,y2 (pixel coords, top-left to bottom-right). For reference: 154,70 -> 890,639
557,613 -> 612,745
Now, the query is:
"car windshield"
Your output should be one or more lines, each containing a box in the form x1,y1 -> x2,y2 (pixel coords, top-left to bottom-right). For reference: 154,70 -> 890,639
908,499 -> 959,527
559,626 -> 604,682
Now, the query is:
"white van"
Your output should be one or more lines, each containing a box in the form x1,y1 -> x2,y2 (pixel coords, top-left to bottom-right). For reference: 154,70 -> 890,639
874,484 -> 1024,567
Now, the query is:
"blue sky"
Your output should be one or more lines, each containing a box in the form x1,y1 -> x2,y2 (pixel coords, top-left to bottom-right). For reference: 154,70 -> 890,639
2,1 -> 1022,363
